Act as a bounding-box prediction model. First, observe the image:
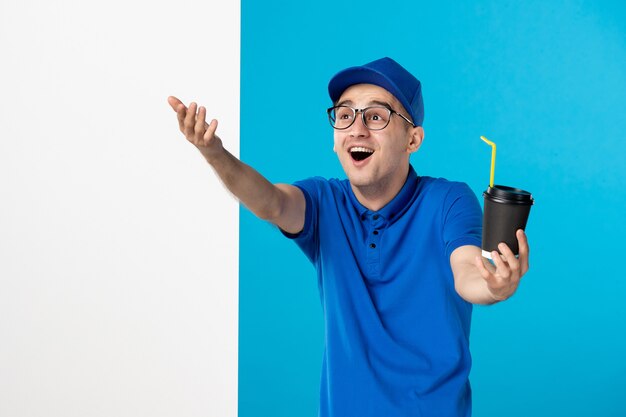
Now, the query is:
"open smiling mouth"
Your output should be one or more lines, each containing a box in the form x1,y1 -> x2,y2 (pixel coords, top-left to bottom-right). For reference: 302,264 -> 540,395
350,146 -> 374,162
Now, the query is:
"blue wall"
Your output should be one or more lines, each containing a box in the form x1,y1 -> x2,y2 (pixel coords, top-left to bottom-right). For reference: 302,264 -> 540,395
240,1 -> 626,415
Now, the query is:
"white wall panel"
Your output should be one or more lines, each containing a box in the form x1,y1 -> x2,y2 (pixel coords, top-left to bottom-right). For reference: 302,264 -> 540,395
0,1 -> 239,416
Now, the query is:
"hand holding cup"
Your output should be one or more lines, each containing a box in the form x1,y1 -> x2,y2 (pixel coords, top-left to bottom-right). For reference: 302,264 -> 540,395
474,229 -> 530,301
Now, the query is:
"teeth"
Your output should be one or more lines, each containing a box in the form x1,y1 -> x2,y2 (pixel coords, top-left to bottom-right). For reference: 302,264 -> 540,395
350,147 -> 374,153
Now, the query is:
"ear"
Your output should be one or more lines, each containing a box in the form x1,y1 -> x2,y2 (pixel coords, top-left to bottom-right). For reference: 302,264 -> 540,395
407,126 -> 424,154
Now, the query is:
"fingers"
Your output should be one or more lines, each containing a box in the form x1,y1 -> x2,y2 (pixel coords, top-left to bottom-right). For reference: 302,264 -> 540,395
484,252 -> 512,301
491,250 -> 511,279
498,242 -> 520,278
167,96 -> 184,111
175,103 -> 187,132
474,256 -> 506,302
204,118 -> 218,143
195,106 -> 218,146
476,239 -> 527,303
195,106 -> 207,140
170,99 -> 218,148
474,255 -> 494,280
517,229 -> 530,275
184,102 -> 198,138
168,96 -> 188,132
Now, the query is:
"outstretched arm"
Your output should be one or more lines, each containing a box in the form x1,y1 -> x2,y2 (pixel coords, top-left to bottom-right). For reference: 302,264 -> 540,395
450,230 -> 530,305
167,96 -> 305,234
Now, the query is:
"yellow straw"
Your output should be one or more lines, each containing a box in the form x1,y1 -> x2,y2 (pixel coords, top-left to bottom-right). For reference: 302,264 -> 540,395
480,136 -> 496,188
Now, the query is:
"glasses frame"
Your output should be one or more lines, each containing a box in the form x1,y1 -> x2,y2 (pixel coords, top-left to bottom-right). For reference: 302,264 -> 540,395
326,105 -> 415,130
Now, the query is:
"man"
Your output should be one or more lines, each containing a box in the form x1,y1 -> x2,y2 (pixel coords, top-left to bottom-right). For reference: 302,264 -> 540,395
168,57 -> 529,417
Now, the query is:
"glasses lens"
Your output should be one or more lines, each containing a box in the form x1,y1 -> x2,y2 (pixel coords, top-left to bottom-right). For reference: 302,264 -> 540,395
330,106 -> 355,129
363,107 -> 391,130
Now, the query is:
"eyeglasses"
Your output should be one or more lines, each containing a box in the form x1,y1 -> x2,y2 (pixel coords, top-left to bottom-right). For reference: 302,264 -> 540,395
326,105 -> 415,130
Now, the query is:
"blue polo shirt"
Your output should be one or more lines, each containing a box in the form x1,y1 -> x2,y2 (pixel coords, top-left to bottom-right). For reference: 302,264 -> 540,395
282,165 -> 482,417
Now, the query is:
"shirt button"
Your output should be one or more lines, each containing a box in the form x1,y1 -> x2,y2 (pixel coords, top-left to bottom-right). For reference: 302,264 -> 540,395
373,214 -> 380,220
369,243 -> 376,248
373,230 -> 379,235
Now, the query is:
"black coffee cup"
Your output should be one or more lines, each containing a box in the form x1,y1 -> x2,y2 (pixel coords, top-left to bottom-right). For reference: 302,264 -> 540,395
482,185 -> 534,259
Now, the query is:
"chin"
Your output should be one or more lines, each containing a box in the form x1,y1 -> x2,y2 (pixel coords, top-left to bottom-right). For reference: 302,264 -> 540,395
344,170 -> 375,187
338,155 -> 378,186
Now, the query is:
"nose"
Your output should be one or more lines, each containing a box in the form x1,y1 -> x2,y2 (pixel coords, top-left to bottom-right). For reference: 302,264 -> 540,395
348,111 -> 369,137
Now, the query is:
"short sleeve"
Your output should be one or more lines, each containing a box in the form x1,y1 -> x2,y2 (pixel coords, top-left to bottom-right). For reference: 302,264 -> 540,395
279,177 -> 322,264
442,182 -> 483,259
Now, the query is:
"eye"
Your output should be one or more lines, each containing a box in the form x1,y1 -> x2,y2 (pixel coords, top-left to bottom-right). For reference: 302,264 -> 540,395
365,108 -> 389,123
335,107 -> 354,120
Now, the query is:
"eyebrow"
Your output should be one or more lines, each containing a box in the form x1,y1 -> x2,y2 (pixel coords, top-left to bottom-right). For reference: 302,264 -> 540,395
369,100 -> 393,110
336,99 -> 353,107
335,99 -> 394,110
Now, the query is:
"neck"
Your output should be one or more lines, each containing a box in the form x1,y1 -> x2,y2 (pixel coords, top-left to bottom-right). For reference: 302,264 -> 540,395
350,164 -> 410,211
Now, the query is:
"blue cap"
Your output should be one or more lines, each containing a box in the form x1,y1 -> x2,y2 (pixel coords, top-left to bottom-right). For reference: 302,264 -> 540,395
328,57 -> 424,126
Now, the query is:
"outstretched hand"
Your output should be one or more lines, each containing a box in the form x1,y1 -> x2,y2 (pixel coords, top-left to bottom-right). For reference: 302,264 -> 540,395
168,96 -> 222,161
474,229 -> 530,302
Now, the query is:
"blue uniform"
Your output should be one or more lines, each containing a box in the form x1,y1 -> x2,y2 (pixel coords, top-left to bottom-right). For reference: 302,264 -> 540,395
282,165 -> 482,417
